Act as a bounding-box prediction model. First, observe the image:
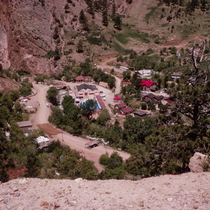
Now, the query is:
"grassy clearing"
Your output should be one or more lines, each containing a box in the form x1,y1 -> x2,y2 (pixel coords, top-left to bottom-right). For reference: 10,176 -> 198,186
112,29 -> 150,45
113,42 -> 132,54
177,24 -> 200,39
145,7 -> 158,22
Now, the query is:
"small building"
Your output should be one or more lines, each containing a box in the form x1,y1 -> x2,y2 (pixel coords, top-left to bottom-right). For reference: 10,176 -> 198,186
133,110 -> 148,117
138,70 -> 152,77
85,140 -> 99,149
75,83 -> 97,98
115,102 -> 127,110
17,121 -> 32,131
120,107 -> 133,115
122,81 -> 132,87
172,72 -> 182,80
36,136 -> 50,149
120,66 -> 129,71
142,93 -> 164,104
75,76 -> 94,83
99,81 -> 108,88
140,80 -> 157,92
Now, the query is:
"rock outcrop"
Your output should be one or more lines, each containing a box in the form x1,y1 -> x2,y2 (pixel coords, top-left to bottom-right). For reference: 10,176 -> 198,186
0,0 -> 55,74
1,172 -> 210,209
189,152 -> 210,173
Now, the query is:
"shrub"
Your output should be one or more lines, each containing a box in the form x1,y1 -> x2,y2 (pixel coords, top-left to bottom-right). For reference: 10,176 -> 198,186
141,103 -> 147,110
67,41 -> 75,45
99,153 -> 109,165
154,39 -> 160,44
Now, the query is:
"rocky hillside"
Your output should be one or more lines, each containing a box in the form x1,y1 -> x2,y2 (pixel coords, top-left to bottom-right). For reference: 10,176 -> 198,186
0,172 -> 210,209
0,0 -> 209,76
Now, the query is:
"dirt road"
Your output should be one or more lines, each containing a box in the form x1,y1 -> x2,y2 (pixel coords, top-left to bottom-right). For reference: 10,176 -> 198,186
29,83 -> 130,172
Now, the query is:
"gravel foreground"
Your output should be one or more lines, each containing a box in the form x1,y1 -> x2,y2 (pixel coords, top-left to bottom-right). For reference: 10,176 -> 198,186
0,172 -> 210,210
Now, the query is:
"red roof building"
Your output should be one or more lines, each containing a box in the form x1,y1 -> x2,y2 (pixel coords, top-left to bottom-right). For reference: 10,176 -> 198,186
115,103 -> 127,110
75,76 -> 94,83
96,95 -> 106,110
140,80 -> 157,92
75,76 -> 84,82
122,81 -> 132,87
140,80 -> 154,87
120,107 -> 133,115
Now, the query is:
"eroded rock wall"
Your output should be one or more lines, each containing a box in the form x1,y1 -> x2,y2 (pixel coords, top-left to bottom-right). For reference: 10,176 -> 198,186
0,0 -> 56,74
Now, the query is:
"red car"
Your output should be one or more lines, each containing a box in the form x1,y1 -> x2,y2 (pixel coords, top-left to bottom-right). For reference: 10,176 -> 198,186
99,91 -> 103,94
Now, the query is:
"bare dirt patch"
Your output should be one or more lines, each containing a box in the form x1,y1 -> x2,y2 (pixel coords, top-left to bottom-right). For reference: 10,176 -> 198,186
37,123 -> 61,137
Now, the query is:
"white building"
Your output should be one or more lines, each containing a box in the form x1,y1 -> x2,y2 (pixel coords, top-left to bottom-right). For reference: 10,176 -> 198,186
137,70 -> 152,77
120,66 -> 129,71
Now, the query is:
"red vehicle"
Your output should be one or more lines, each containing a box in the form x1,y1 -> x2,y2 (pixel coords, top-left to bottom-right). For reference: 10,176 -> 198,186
99,91 -> 103,94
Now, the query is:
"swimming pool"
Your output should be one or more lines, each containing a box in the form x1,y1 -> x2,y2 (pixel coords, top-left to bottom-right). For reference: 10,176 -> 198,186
80,100 -> 101,110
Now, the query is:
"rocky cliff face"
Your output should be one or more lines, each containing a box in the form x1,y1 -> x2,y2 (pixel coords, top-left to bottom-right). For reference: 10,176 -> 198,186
0,0 -> 131,76
0,0 -> 56,74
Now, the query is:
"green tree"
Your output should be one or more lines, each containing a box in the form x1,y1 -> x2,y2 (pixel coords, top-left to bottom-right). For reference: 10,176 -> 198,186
46,87 -> 59,105
81,99 -> 97,119
77,40 -> 84,53
0,64 -> 3,77
114,15 -> 122,30
97,109 -> 110,126
102,10 -> 108,27
79,10 -> 89,31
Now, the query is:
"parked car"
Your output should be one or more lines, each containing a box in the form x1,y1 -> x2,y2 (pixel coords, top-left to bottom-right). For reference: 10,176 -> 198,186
103,97 -> 106,101
99,91 -> 103,94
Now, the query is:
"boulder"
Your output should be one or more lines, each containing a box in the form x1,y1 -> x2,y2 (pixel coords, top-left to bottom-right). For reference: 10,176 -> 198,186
189,152 -> 209,173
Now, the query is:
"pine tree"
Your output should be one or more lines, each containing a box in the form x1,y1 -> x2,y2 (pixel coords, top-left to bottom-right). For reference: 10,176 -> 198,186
102,10 -> 109,27
112,3 -> 116,20
79,10 -> 89,31
77,40 -> 84,53
114,15 -> 122,30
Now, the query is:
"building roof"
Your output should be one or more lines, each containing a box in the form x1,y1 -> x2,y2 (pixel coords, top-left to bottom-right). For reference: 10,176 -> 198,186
143,98 -> 151,103
76,83 -> 97,92
75,76 -> 84,81
155,95 -> 164,101
140,80 -> 154,88
172,72 -> 182,77
85,140 -> 99,147
133,110 -> 148,116
36,136 -> 49,144
96,95 -> 106,110
17,121 -> 32,128
121,107 -> 133,114
123,81 -> 132,85
116,102 -> 127,109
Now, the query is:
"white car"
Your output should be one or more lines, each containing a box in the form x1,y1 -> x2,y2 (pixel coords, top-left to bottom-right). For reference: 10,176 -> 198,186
103,97 -> 106,101
100,93 -> 106,98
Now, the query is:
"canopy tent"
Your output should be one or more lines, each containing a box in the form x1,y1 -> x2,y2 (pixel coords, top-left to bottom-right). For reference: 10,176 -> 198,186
113,96 -> 121,100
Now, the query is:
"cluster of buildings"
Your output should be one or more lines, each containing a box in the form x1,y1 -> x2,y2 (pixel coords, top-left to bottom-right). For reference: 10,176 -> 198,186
115,102 -> 149,118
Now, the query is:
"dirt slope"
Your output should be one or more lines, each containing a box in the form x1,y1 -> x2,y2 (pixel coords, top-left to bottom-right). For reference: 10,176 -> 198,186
1,172 -> 210,209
